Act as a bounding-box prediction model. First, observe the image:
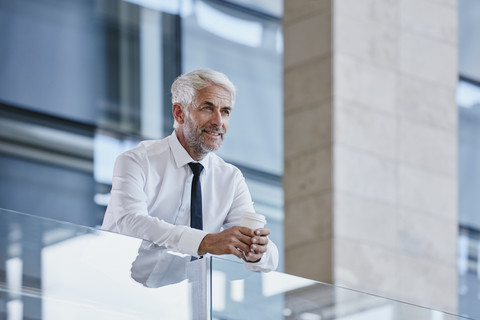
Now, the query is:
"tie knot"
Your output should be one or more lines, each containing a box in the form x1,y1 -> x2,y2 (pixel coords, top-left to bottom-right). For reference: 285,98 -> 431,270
188,162 -> 204,176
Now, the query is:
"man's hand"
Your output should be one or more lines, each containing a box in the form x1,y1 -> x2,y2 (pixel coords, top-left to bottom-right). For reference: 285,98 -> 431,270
199,226 -> 254,259
243,228 -> 270,262
198,226 -> 270,262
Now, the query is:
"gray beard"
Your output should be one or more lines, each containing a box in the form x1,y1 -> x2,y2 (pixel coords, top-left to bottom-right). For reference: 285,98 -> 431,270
185,128 -> 223,159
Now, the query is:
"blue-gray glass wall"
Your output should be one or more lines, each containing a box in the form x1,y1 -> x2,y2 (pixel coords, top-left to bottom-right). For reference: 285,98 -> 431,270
458,0 -> 480,318
0,0 -> 283,266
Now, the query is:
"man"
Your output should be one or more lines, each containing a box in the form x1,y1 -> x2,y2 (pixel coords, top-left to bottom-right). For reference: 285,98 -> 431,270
102,69 -> 278,272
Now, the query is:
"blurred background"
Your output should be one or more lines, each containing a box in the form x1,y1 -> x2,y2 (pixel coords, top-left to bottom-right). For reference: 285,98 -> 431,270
0,0 -> 480,318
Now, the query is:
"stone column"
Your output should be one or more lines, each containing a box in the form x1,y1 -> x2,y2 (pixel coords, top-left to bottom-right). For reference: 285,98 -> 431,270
283,0 -> 458,313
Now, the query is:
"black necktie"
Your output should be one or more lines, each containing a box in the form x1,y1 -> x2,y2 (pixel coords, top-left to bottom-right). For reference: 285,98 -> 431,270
188,162 -> 204,231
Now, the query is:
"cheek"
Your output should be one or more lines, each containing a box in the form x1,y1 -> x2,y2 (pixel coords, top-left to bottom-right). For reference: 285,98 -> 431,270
189,115 -> 205,128
223,117 -> 230,129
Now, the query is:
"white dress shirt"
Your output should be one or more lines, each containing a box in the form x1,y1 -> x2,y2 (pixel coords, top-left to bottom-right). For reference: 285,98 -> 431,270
102,131 -> 278,272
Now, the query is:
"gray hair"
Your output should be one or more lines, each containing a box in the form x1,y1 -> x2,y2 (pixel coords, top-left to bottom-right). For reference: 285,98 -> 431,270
171,69 -> 236,128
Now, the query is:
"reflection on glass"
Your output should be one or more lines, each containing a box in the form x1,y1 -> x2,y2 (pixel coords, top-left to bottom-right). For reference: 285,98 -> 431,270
210,256 -> 472,320
130,240 -> 190,287
0,209 -> 196,319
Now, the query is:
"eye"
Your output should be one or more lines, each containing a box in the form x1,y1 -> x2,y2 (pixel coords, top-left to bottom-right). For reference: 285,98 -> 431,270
222,109 -> 231,116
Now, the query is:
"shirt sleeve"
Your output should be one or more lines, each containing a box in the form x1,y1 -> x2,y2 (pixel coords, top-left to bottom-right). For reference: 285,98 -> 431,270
222,169 -> 255,228
244,240 -> 279,272
101,150 -> 208,257
223,169 -> 279,272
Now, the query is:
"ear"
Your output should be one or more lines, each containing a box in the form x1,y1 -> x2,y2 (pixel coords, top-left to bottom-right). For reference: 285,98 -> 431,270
172,103 -> 185,125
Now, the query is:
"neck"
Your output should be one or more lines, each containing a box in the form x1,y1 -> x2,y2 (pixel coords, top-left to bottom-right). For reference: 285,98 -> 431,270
189,150 -> 207,161
175,129 -> 207,161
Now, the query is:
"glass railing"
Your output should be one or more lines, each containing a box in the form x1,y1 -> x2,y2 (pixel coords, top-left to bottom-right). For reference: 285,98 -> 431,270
0,208 -> 199,319
209,256 -> 471,320
0,208 -> 475,320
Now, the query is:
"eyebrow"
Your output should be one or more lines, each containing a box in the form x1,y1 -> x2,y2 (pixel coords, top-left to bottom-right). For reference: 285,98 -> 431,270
203,101 -> 232,110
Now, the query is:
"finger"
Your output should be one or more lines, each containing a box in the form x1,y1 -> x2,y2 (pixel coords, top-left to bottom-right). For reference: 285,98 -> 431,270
237,226 -> 254,236
250,243 -> 267,254
245,251 -> 263,262
251,236 -> 269,246
235,242 -> 251,253
231,247 -> 245,259
229,227 -> 254,245
230,233 -> 251,253
225,227 -> 251,243
253,228 -> 270,237
231,232 -> 253,249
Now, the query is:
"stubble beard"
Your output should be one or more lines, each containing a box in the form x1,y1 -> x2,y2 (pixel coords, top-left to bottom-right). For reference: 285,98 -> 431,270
184,122 -> 224,159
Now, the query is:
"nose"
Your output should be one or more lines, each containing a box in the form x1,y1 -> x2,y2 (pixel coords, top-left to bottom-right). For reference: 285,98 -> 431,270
210,109 -> 223,127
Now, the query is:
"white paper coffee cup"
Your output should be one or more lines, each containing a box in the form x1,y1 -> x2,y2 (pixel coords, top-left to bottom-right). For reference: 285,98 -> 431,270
240,212 -> 266,230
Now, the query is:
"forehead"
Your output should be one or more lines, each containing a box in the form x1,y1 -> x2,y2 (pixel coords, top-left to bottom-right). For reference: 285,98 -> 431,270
195,85 -> 232,107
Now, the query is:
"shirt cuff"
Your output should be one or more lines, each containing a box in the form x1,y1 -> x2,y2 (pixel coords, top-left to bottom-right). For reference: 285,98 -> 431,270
177,228 -> 209,257
243,239 -> 279,272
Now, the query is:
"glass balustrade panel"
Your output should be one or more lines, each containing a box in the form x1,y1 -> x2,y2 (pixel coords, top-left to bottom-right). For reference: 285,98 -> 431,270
1,208 -> 475,320
0,209 -> 202,320
210,256 -> 473,320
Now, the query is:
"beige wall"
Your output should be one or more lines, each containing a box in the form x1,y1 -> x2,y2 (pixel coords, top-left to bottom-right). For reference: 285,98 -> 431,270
284,0 -> 458,313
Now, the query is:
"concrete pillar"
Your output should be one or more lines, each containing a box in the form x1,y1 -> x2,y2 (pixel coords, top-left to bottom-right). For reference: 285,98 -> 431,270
283,0 -> 458,313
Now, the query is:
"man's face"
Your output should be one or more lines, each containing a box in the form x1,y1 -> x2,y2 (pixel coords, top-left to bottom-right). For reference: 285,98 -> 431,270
178,84 -> 232,159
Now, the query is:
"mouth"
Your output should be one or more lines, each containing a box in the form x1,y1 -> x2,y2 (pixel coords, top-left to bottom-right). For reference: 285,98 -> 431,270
203,129 -> 224,138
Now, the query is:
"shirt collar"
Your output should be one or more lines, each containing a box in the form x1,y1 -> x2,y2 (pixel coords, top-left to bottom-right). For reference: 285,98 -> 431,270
168,130 -> 211,171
